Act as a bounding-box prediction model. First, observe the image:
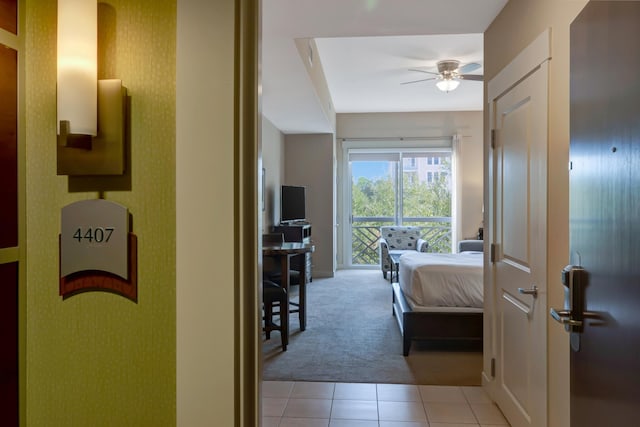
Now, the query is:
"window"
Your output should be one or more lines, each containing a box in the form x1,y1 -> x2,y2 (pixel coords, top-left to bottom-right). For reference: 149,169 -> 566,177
346,147 -> 454,265
405,157 -> 417,170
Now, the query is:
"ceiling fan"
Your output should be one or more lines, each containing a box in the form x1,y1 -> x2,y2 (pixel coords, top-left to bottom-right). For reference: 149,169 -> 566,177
402,60 -> 483,92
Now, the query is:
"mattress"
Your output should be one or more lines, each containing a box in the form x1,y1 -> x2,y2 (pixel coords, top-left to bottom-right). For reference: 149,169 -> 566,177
398,251 -> 483,308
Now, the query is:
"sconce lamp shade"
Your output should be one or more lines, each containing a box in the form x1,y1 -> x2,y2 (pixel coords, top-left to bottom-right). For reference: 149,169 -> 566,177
57,0 -> 97,136
436,78 -> 460,93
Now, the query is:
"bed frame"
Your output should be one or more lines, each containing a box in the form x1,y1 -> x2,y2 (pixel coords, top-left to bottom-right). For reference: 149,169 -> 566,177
392,282 -> 483,356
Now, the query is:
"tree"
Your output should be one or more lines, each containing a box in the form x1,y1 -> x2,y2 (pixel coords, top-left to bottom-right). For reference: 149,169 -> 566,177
350,159 -> 453,257
351,176 -> 395,218
351,167 -> 451,219
402,173 -> 451,218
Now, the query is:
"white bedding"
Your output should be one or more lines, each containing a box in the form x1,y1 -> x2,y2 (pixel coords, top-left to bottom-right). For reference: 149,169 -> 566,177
398,251 -> 483,308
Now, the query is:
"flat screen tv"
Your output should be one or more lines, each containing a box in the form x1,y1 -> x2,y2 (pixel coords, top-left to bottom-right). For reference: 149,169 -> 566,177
281,185 -> 306,223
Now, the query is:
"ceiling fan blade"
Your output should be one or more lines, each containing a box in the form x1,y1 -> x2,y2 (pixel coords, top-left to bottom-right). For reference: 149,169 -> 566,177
458,62 -> 482,74
407,68 -> 439,75
401,77 -> 436,85
460,74 -> 483,81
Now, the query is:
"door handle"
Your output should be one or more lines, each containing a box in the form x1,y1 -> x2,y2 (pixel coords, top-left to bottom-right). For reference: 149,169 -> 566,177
550,307 -> 598,326
549,308 -> 583,327
518,285 -> 538,297
552,264 -> 587,351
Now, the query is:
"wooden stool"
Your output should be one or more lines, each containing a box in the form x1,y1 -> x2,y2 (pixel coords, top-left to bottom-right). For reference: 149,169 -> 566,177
263,280 -> 288,351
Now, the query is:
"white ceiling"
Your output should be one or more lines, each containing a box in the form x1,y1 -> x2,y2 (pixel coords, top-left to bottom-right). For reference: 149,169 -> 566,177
262,0 -> 508,134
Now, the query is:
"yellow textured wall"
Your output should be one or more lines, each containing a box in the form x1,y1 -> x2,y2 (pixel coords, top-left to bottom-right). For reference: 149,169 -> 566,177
25,1 -> 176,425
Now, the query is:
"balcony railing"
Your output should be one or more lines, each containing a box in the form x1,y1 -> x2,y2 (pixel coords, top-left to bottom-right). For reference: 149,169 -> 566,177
350,217 -> 452,266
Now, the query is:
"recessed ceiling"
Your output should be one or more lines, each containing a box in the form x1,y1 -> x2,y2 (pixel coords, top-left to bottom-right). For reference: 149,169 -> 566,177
315,34 -> 484,113
262,0 -> 508,134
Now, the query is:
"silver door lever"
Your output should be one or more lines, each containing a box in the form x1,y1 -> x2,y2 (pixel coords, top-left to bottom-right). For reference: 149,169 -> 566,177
518,285 -> 538,297
550,308 -> 583,327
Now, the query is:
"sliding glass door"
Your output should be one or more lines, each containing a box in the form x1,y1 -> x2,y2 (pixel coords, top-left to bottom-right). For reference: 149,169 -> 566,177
349,153 -> 398,265
400,152 -> 452,253
347,148 -> 453,267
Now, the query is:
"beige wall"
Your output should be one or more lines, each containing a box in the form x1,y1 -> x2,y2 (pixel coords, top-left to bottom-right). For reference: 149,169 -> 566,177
295,38 -> 337,131
261,116 -> 286,230
484,1 -> 588,426
25,1 -> 176,425
336,111 -> 484,264
284,133 -> 336,277
176,0 -> 244,424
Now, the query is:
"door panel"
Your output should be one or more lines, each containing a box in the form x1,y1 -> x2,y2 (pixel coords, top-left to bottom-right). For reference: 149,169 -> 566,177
502,297 -> 529,409
501,102 -> 529,266
492,59 -> 548,427
0,262 -> 18,425
0,0 -> 18,34
0,43 -> 18,248
568,2 -> 640,425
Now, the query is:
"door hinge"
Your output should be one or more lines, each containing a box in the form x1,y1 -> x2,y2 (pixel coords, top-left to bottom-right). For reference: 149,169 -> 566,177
490,243 -> 497,263
491,357 -> 496,377
491,129 -> 497,149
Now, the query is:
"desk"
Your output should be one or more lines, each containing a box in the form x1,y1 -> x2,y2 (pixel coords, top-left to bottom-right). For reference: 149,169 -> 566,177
263,242 -> 314,341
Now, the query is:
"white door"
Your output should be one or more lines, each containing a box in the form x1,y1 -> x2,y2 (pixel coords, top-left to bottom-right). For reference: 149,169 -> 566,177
487,31 -> 549,427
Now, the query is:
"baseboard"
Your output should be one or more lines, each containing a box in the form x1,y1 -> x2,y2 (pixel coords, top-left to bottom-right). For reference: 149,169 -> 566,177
311,270 -> 334,278
481,370 -> 493,386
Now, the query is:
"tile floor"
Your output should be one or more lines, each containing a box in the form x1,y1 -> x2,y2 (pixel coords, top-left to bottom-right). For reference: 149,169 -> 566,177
262,381 -> 511,426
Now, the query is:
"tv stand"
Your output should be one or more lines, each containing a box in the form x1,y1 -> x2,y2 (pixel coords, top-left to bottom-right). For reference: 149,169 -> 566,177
275,223 -> 311,242
272,223 -> 312,281
280,220 -> 309,227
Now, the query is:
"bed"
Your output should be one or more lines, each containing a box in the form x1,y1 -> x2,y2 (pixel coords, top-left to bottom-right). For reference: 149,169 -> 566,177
392,241 -> 484,356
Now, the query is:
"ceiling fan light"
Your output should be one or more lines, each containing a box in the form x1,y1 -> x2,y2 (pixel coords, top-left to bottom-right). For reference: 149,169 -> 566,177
436,79 -> 460,92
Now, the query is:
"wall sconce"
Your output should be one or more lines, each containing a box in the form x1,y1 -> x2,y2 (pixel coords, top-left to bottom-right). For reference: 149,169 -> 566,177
57,0 -> 127,176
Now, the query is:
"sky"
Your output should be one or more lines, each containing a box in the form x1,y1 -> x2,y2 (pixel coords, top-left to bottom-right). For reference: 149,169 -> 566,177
351,161 -> 390,182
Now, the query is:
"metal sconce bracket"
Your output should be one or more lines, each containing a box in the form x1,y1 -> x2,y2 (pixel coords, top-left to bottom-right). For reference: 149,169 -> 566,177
57,79 -> 127,176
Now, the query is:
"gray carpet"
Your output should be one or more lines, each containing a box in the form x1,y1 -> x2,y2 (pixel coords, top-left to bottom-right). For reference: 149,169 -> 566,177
262,269 -> 482,385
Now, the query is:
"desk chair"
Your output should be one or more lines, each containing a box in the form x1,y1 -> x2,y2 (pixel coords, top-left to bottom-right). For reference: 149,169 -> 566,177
263,280 -> 287,351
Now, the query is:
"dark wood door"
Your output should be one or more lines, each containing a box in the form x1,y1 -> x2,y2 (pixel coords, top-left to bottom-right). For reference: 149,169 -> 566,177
569,2 -> 640,425
1,1 -> 19,425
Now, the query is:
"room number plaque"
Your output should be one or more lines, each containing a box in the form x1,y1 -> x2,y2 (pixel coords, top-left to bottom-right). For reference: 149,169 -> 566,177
61,199 -> 128,279
59,199 -> 137,301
